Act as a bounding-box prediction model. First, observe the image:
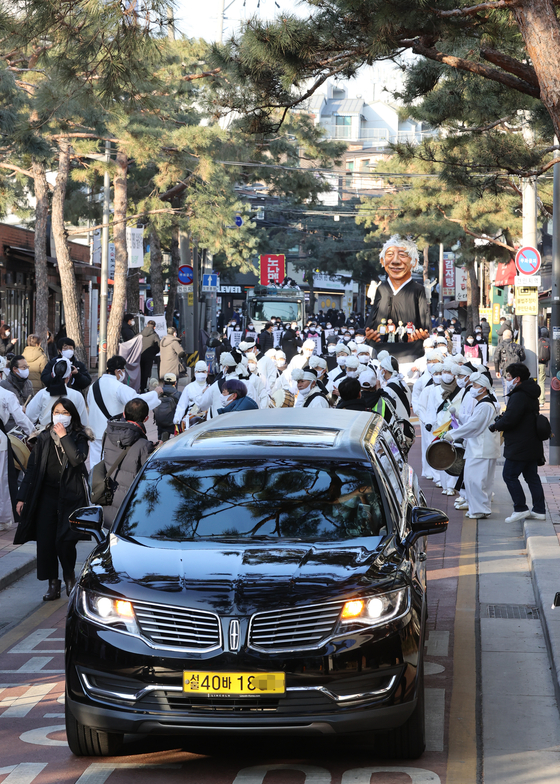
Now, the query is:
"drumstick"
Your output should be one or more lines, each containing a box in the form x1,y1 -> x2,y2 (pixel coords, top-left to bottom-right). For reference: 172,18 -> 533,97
22,395 -> 32,413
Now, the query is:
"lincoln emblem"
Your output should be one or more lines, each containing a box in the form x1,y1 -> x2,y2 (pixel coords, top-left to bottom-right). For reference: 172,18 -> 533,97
229,619 -> 240,651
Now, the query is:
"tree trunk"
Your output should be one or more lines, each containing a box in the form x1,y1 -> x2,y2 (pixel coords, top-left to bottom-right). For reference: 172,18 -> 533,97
32,159 -> 49,351
150,225 -> 165,315
514,0 -> 560,139
166,222 -> 181,327
466,261 -> 480,336
51,141 -> 86,363
107,150 -> 128,359
127,268 -> 140,314
423,245 -> 430,285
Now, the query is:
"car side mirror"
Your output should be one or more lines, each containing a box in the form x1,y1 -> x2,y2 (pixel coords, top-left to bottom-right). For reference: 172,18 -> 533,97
69,506 -> 106,544
402,506 -> 449,551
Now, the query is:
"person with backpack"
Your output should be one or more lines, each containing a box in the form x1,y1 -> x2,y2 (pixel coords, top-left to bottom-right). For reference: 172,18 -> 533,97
489,362 -> 547,522
538,327 -> 551,406
86,355 -> 162,466
494,330 -> 526,400
159,327 -> 187,380
99,399 -> 159,527
154,373 -> 181,441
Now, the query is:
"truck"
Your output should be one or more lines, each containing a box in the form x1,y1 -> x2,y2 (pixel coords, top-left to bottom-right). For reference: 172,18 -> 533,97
245,284 -> 306,333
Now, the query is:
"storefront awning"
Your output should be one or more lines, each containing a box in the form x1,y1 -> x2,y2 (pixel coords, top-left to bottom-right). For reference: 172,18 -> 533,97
494,260 -> 516,287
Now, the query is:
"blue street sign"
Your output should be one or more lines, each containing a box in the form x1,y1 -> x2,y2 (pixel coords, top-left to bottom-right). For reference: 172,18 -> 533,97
202,274 -> 219,288
235,215 -> 243,227
178,265 -> 194,285
515,246 -> 541,276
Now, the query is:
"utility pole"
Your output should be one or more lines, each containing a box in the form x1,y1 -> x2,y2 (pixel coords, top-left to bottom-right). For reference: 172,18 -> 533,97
521,176 -> 538,379
98,141 -> 111,376
167,5 -> 175,41
217,0 -> 225,42
193,240 -> 200,358
551,139 -> 560,465
438,242 -> 444,321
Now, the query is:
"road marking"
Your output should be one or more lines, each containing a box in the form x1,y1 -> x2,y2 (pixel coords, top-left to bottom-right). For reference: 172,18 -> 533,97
19,724 -> 67,746
446,516 -> 477,783
341,769 -> 441,783
425,687 -> 445,752
43,712 -> 64,718
9,629 -> 64,655
0,656 -> 63,674
75,764 -> 182,784
233,765 -> 331,783
0,763 -> 47,784
425,662 -> 445,675
425,630 -> 450,657
0,601 -> 64,655
0,682 -> 56,717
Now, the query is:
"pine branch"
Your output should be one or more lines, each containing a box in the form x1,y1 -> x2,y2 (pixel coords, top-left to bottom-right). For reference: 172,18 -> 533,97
403,38 -> 540,98
182,68 -> 222,82
436,206 -> 515,251
480,47 -> 539,87
0,162 -> 33,178
432,1 -> 517,17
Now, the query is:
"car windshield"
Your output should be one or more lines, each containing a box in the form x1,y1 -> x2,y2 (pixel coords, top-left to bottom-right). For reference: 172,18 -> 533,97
249,300 -> 302,323
118,460 -> 387,542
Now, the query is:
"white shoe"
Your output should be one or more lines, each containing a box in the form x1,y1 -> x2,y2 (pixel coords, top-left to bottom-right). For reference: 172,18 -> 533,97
455,496 -> 465,504
455,502 -> 469,510
434,482 -> 442,488
444,489 -> 455,496
530,511 -> 546,520
505,510 -> 530,523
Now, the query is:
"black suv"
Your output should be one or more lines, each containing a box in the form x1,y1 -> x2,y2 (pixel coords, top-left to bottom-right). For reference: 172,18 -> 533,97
65,410 -> 447,758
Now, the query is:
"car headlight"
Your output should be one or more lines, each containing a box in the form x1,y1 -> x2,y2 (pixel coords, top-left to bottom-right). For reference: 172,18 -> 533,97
339,587 -> 409,628
79,588 -> 140,635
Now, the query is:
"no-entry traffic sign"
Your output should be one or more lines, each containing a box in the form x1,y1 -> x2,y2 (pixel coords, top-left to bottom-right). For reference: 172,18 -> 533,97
515,246 -> 541,276
178,265 -> 194,285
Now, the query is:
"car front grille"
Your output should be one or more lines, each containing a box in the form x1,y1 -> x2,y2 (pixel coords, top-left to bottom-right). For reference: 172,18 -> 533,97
249,601 -> 345,652
132,601 -> 221,651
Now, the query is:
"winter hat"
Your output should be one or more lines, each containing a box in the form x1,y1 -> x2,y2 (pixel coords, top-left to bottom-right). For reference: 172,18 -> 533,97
442,359 -> 459,374
457,364 -> 474,377
426,349 -> 444,362
377,350 -> 390,362
292,367 -> 317,383
345,356 -> 360,370
195,360 -> 207,372
265,348 -> 277,359
360,369 -> 377,388
453,353 -> 465,364
163,373 -> 177,383
380,354 -> 398,373
303,338 -> 316,350
335,343 -> 351,355
239,340 -> 255,352
309,355 -> 327,371
220,352 -> 236,369
470,371 -> 492,390
431,363 -> 444,374
423,337 -> 436,349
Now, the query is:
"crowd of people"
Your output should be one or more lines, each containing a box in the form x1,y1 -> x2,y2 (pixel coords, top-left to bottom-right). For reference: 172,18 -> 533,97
0,295 -> 548,604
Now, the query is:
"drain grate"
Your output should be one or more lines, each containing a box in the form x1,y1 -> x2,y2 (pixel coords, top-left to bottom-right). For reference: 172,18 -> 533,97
482,603 -> 540,620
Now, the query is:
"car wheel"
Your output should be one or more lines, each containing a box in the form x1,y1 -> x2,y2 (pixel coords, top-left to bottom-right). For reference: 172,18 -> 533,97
375,662 -> 426,759
65,698 -> 124,757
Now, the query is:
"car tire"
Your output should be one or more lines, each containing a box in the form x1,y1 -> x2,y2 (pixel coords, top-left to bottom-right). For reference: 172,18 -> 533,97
375,662 -> 426,759
65,699 -> 124,757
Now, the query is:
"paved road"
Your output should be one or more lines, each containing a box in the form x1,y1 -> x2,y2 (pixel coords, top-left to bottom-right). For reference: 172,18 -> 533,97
0,438 -> 559,783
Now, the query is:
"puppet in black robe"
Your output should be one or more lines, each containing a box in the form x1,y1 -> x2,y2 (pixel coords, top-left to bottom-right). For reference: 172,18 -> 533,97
366,279 -> 431,363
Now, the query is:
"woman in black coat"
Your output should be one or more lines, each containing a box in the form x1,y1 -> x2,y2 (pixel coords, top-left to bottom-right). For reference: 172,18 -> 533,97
14,397 -> 93,601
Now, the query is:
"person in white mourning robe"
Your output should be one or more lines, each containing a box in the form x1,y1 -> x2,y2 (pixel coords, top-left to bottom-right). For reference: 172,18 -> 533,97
174,360 -> 210,429
292,368 -> 329,408
0,387 -> 33,530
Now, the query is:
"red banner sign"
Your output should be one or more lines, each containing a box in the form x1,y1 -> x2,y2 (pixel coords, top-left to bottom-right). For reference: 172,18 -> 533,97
442,254 -> 455,297
260,254 -> 285,285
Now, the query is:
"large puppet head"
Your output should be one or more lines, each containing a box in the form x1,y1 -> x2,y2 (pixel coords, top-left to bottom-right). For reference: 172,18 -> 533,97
379,235 -> 419,288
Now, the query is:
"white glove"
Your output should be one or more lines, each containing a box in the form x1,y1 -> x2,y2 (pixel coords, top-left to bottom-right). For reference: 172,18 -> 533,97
449,406 -> 456,415
444,431 -> 454,442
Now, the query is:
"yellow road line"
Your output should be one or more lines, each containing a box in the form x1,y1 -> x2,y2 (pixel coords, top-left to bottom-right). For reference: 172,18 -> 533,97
0,599 -> 66,655
446,516 -> 478,783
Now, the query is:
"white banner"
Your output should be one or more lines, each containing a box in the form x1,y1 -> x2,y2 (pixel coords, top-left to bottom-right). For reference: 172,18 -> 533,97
108,243 -> 115,279
455,266 -> 467,301
126,227 -> 144,268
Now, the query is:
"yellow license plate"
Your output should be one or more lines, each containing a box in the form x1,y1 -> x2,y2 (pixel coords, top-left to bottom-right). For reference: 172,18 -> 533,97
183,671 -> 285,696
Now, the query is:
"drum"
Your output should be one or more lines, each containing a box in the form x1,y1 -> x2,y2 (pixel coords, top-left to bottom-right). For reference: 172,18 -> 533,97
426,439 -> 465,476
269,389 -> 295,408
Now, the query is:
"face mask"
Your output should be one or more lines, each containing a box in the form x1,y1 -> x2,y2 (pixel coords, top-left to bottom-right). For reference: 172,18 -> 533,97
505,378 -> 516,394
346,370 -> 359,378
53,413 -> 71,428
433,374 -> 443,385
470,385 -> 483,398
442,372 -> 455,384
276,360 -> 286,368
298,384 -> 312,398
248,362 -> 258,373
327,345 -> 336,354
4,331 -> 9,337
116,369 -> 126,383
456,376 -> 467,388
467,339 -> 474,345
248,325 -> 254,330
326,324 -> 332,329
336,356 -> 347,366
349,329 -> 355,335
355,336 -> 365,344
195,372 -> 207,384
16,368 -> 29,379
358,354 -> 369,363
220,393 -> 232,406
309,327 -> 316,332
61,349 -> 73,360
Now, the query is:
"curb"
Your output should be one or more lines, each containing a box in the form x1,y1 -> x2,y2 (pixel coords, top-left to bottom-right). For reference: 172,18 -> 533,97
0,544 -> 36,592
524,519 -> 560,709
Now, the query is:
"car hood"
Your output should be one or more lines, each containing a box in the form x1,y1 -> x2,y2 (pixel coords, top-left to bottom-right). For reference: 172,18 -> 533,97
84,535 -> 400,615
